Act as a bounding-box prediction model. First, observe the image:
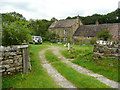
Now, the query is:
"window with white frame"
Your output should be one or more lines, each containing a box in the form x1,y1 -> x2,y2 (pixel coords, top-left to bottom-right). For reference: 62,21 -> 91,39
64,29 -> 67,34
84,36 -> 90,39
57,38 -> 60,42
63,37 -> 67,42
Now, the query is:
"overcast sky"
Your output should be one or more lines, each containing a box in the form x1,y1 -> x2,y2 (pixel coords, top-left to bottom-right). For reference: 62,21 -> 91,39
1,0 -> 120,20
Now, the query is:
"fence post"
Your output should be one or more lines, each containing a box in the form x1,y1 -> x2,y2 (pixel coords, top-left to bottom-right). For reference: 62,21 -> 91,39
25,47 -> 29,73
22,46 -> 30,73
22,45 -> 30,74
22,48 -> 26,73
26,46 -> 31,71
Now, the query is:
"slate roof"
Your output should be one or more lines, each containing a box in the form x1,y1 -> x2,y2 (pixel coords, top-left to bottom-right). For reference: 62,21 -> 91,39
73,23 -> 119,37
49,19 -> 77,28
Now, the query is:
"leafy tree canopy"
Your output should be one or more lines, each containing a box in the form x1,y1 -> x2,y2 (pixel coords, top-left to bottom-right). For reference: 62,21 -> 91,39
65,9 -> 119,25
2,12 -> 30,46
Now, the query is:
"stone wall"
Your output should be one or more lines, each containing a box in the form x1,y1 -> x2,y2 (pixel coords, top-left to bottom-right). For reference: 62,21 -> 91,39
93,40 -> 119,60
0,45 -> 31,75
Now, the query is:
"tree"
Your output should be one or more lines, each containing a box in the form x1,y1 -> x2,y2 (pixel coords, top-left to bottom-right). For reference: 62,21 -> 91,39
50,17 -> 58,22
2,12 -> 26,22
2,12 -> 31,46
45,31 -> 58,43
29,20 -> 46,36
97,29 -> 113,41
28,19 -> 53,41
66,16 -> 72,20
65,9 -> 119,25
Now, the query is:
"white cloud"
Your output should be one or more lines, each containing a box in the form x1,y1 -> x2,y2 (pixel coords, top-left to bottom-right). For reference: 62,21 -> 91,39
119,1 -> 120,8
1,0 -> 120,20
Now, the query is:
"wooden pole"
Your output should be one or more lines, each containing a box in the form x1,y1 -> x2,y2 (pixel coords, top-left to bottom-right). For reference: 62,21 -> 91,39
22,45 -> 30,74
68,43 -> 70,51
22,48 -> 26,73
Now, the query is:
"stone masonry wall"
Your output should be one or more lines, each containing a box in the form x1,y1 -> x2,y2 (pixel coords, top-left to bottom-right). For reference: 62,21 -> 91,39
0,45 -> 30,75
93,40 -> 119,60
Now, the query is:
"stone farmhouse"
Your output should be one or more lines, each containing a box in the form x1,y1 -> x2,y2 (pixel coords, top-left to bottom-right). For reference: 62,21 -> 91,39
49,16 -> 83,42
49,16 -> 119,43
73,23 -> 118,43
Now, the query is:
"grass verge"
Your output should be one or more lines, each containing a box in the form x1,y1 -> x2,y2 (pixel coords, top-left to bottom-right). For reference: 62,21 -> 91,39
60,45 -> 119,82
52,62 -> 110,88
72,54 -> 119,82
45,50 -> 60,63
60,45 -> 93,59
2,44 -> 60,88
45,50 -> 110,88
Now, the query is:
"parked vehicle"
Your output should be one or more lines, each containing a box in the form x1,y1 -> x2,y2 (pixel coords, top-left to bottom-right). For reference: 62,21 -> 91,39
30,36 -> 42,44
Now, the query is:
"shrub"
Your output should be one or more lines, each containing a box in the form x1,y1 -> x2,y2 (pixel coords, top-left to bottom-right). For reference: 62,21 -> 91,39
2,20 -> 31,46
97,29 -> 113,41
60,38 -> 63,43
90,38 -> 97,45
67,39 -> 73,43
45,31 -> 58,43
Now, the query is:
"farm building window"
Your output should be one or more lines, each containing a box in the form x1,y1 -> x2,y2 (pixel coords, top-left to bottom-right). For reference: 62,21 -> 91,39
63,37 -> 67,42
84,36 -> 90,39
57,38 -> 60,42
64,29 -> 67,34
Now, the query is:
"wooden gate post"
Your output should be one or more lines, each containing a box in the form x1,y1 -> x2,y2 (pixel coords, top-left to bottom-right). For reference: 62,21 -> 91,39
22,48 -> 26,73
25,47 -> 29,73
22,45 -> 30,74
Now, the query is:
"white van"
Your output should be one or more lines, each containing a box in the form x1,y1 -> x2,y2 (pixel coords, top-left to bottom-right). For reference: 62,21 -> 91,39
31,36 -> 42,44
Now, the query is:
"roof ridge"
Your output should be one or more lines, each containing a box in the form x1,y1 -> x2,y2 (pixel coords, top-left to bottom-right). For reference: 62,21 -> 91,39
49,19 -> 77,28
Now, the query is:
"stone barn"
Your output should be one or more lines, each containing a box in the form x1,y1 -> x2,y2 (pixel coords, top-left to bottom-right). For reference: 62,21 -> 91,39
73,23 -> 119,43
49,16 -> 83,43
49,16 -> 119,44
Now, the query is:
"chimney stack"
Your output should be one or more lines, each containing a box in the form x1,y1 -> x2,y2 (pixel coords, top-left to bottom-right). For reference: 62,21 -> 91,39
77,15 -> 83,26
96,20 -> 99,25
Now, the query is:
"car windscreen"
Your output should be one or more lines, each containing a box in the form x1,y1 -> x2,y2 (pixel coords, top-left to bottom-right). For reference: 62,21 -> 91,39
34,36 -> 41,38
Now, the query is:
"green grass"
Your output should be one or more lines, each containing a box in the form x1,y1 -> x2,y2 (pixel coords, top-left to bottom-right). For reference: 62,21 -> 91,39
52,62 -> 110,88
2,44 -> 60,88
60,45 -> 119,82
60,45 -> 93,59
72,54 -> 119,82
42,41 -> 64,46
45,50 -> 110,88
45,50 -> 60,63
60,49 -> 76,59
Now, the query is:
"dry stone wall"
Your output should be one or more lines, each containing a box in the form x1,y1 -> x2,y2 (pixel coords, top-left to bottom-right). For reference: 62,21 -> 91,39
93,40 -> 119,59
0,45 -> 31,75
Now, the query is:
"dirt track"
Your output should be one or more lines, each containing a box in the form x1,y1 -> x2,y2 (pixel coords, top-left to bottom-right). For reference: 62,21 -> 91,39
39,46 -> 120,88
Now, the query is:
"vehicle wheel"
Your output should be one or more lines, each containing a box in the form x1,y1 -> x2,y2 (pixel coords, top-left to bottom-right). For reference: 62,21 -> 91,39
33,42 -> 35,44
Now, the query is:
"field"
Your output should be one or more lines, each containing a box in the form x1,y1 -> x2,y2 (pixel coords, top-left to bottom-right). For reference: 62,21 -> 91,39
2,44 -> 60,88
45,50 -> 110,88
2,43 -> 119,88
60,45 -> 119,82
